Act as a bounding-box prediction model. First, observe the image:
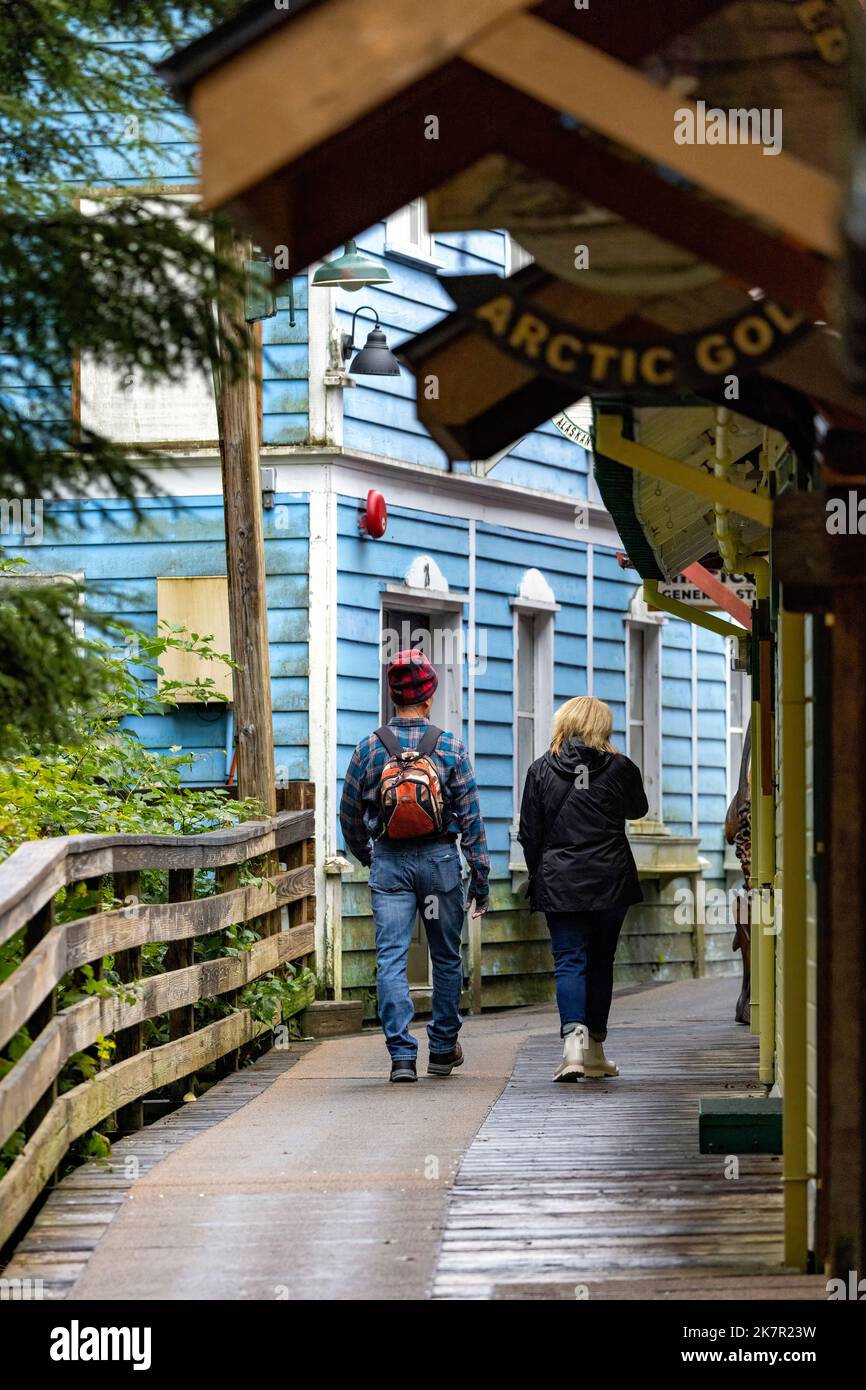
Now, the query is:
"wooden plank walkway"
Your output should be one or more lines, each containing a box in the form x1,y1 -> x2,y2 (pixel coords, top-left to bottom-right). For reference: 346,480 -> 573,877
432,1005 -> 827,1300
3,979 -> 830,1301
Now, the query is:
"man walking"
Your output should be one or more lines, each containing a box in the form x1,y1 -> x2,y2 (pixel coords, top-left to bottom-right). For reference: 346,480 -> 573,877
339,649 -> 489,1083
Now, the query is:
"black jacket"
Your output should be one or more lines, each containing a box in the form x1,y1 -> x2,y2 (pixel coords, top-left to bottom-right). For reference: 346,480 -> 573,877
518,741 -> 649,914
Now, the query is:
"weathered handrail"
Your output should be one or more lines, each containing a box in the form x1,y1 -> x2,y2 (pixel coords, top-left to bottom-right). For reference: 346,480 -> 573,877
0,809 -> 313,948
0,797 -> 316,1248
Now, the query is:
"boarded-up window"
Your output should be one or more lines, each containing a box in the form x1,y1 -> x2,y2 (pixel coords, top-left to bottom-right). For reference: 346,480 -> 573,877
156,577 -> 232,702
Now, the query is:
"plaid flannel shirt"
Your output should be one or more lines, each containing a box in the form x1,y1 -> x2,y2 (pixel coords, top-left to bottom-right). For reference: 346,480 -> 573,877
339,717 -> 490,904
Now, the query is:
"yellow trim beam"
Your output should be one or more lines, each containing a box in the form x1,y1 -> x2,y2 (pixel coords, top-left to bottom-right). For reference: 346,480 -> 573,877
466,14 -> 839,257
596,415 -> 774,528
644,582 -> 747,640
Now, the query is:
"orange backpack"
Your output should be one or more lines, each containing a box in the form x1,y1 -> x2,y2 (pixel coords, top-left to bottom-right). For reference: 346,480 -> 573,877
376,725 -> 445,839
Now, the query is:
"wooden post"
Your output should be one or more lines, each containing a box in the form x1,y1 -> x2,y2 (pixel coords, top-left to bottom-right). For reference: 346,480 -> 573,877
214,862 -> 242,1078
164,868 -> 196,1107
826,587 -> 866,1275
278,783 -> 316,975
113,870 -> 144,1133
214,222 -> 276,815
774,440 -> 866,1274
23,900 -> 56,1143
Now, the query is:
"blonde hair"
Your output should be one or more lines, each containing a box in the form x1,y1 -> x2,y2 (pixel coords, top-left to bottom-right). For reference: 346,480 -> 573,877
550,695 -> 618,756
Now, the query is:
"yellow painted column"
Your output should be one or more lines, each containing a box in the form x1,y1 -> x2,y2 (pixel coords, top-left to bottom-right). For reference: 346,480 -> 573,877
781,607 -> 808,1267
751,561 -> 775,1084
750,693 -> 761,1036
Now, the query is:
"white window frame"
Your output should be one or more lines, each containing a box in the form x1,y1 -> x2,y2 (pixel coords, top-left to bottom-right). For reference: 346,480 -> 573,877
384,198 -> 441,268
2,569 -> 86,639
625,602 -> 663,823
726,636 -> 751,803
509,571 -> 559,872
379,585 -> 467,739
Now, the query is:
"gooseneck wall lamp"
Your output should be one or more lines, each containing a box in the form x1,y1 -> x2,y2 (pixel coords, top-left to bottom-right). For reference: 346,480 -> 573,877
341,305 -> 401,377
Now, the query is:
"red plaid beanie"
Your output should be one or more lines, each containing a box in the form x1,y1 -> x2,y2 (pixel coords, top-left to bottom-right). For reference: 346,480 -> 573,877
387,648 -> 439,706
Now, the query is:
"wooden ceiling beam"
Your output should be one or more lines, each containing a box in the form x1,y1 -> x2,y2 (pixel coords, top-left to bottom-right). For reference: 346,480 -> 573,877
489,80 -> 829,319
535,0 -> 733,62
192,0 -> 537,211
465,12 -> 840,258
234,63 -> 502,275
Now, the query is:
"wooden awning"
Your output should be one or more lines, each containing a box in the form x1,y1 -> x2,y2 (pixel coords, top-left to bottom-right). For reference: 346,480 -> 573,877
159,0 -> 847,310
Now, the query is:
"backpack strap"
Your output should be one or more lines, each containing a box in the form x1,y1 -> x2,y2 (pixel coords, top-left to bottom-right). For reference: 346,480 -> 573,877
374,725 -> 403,758
417,724 -> 442,756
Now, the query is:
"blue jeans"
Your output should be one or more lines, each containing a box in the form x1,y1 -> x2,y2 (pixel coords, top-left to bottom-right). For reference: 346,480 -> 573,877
370,840 -> 466,1060
545,908 -> 627,1041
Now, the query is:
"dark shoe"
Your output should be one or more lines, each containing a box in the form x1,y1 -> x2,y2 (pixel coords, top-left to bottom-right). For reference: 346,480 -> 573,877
427,1041 -> 464,1076
390,1059 -> 417,1083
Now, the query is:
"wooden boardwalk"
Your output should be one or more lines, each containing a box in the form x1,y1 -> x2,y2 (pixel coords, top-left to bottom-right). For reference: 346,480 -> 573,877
3,979 -> 830,1301
433,994 -> 827,1300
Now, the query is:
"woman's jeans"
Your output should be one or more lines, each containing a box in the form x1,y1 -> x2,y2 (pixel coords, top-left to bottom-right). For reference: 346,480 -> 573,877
370,840 -> 466,1060
545,908 -> 627,1041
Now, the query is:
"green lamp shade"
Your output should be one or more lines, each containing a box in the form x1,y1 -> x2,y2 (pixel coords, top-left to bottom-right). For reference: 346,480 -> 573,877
312,239 -> 393,291
350,326 -> 401,376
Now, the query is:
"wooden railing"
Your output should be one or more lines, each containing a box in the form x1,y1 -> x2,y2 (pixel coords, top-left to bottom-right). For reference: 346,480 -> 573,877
0,803 -> 315,1247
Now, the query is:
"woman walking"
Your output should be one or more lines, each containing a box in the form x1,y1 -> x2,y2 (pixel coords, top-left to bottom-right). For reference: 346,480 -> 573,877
519,696 -> 648,1081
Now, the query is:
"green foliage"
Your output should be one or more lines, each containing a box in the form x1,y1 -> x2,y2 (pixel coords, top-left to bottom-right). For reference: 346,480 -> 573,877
239,966 -> 317,1028
0,615 -> 259,858
0,1 -> 248,751
0,617 -> 316,1184
0,1 -> 245,492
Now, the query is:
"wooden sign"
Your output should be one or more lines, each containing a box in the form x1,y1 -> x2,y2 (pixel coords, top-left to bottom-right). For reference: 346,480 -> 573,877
445,275 -> 812,396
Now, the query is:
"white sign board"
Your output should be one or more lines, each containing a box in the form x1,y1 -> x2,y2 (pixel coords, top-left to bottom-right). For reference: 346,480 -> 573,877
657,572 -> 756,609
551,401 -> 593,450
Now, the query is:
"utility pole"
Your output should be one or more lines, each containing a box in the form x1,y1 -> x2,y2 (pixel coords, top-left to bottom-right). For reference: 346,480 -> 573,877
213,223 -> 276,815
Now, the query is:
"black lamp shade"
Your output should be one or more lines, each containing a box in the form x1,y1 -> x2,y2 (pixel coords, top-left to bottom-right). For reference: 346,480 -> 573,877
349,326 -> 401,376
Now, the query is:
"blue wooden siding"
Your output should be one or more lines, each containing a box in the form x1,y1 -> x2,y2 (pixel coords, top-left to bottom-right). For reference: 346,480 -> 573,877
6,494 -> 310,783
336,225 -> 593,495
695,626 -> 729,884
661,615 -> 729,884
335,496 -> 470,782
475,524 -> 593,875
262,278 -> 310,446
592,549 -> 635,742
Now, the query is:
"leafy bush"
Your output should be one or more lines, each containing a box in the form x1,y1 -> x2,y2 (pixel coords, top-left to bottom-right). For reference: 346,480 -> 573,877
0,614 -> 315,1177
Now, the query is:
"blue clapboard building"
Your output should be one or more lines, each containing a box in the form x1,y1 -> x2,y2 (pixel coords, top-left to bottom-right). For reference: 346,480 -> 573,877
6,81 -> 746,1010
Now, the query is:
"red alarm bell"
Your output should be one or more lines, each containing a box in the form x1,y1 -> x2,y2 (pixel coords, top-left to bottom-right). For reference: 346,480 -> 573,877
358,489 -> 387,538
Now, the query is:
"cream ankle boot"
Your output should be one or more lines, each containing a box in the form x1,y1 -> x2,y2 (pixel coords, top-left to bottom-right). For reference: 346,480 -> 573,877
553,1024 -> 587,1082
583,1034 -> 618,1078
